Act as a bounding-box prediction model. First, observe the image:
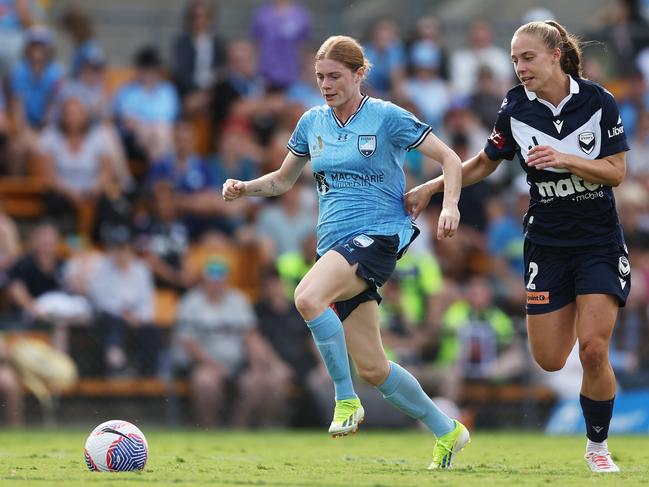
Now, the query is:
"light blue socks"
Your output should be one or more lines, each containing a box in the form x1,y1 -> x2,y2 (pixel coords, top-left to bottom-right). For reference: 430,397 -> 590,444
378,361 -> 455,436
306,307 -> 356,400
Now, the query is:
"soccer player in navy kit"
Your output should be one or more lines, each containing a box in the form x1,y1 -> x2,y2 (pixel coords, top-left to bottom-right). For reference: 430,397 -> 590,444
223,35 -> 470,469
407,21 -> 630,473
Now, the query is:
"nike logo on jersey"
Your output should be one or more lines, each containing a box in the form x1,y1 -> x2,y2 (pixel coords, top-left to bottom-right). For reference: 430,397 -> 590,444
553,119 -> 563,133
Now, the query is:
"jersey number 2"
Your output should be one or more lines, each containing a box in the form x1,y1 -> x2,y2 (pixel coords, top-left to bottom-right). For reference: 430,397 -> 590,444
527,262 -> 539,290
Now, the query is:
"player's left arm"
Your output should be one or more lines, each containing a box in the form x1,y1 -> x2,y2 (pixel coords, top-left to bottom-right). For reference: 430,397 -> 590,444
526,148 -> 626,186
410,132 -> 462,238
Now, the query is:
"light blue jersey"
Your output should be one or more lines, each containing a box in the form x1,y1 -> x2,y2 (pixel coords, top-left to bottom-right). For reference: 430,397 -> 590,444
288,95 -> 431,256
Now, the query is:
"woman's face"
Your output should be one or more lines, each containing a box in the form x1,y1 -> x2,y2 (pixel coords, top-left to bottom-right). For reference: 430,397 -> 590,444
62,98 -> 88,132
511,33 -> 560,93
315,58 -> 363,110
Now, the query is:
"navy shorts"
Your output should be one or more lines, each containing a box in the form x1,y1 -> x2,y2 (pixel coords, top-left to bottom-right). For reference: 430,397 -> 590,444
523,237 -> 631,315
329,229 -> 419,321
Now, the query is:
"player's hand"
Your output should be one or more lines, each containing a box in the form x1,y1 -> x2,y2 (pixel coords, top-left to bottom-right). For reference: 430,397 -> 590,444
526,145 -> 567,170
222,178 -> 247,201
404,181 -> 439,220
437,205 -> 460,239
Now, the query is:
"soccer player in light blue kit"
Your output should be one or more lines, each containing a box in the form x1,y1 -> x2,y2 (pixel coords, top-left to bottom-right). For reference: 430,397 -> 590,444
223,35 -> 469,469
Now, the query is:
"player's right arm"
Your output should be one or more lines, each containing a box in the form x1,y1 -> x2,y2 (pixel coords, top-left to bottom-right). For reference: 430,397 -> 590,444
222,151 -> 309,201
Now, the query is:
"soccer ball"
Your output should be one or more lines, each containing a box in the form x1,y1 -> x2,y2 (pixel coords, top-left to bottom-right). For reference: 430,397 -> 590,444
84,420 -> 148,472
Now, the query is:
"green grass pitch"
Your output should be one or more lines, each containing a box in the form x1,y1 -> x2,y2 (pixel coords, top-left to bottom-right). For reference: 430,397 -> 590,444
1,429 -> 648,486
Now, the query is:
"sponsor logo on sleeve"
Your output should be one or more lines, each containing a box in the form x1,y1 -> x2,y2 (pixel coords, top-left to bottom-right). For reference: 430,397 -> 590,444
488,128 -> 506,150
607,117 -> 624,138
527,291 -> 550,304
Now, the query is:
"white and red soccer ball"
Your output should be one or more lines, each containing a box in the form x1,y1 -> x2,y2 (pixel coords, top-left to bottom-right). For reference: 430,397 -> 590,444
84,420 -> 148,472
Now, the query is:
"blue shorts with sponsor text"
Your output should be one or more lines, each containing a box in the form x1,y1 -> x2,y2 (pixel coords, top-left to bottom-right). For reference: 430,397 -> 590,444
523,236 -> 631,315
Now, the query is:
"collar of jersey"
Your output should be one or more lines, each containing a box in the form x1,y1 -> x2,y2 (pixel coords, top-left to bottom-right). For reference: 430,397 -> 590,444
330,94 -> 369,128
524,75 -> 579,116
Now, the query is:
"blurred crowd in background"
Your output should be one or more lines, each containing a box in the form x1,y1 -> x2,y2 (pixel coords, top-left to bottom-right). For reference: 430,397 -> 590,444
0,0 -> 649,429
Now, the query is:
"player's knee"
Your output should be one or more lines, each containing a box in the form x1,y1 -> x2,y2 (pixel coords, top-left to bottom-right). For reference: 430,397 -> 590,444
579,337 -> 608,371
294,289 -> 325,320
534,354 -> 567,372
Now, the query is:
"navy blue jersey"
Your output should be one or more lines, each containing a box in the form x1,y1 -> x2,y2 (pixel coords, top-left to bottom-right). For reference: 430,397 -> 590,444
484,76 -> 629,247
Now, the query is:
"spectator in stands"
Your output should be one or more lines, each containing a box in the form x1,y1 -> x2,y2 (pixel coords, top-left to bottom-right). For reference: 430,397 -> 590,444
210,39 -> 264,129
392,243 -> 445,331
250,0 -> 311,90
172,0 -> 226,112
484,189 -> 526,314
10,25 -> 63,131
210,38 -> 287,146
255,267 -> 318,419
610,274 -> 649,389
40,95 -> 113,233
285,48 -> 325,111
5,223 -> 87,351
407,16 -> 449,81
276,231 -> 316,298
0,334 -> 24,427
363,18 -> 405,99
0,89 -> 10,169
172,259 -> 292,428
591,0 -> 649,78
255,180 -> 314,264
88,225 -> 159,377
440,97 -> 490,162
56,47 -> 134,194
211,120 -> 261,186
8,222 -> 64,322
378,277 -> 438,385
627,109 -> 649,183
468,65 -> 503,130
432,275 -> 524,402
148,118 -> 245,240
113,45 -> 180,162
450,18 -> 511,97
401,38 -> 450,132
617,69 -> 649,140
0,200 -> 20,288
135,183 -> 190,292
0,0 -> 34,76
58,4 -> 102,79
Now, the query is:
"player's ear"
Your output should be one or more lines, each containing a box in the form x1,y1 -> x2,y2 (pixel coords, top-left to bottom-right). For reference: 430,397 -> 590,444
552,47 -> 561,64
355,66 -> 365,83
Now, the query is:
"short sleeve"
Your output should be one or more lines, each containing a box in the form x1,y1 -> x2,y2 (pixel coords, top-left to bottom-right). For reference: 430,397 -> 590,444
287,110 -> 311,157
484,97 -> 517,161
385,103 -> 431,151
598,90 -> 629,158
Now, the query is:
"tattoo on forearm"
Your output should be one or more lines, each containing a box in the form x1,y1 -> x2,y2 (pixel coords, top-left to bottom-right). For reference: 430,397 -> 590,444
270,179 -> 278,194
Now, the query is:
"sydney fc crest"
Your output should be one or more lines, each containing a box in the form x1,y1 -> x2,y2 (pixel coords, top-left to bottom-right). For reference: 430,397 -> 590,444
358,135 -> 376,157
578,131 -> 595,154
